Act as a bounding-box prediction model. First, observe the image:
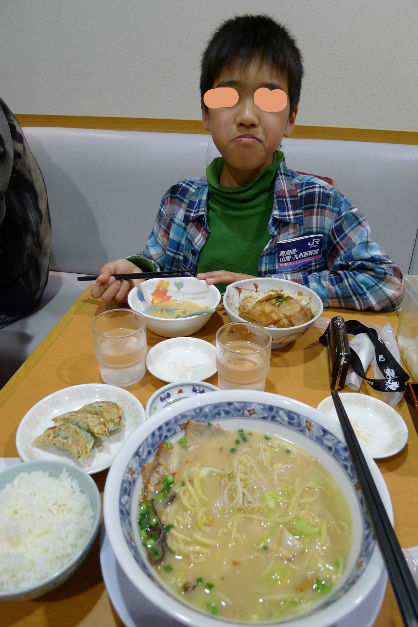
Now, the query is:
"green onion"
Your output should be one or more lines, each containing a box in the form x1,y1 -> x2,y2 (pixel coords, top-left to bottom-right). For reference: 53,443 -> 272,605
163,564 -> 173,572
272,296 -> 290,306
290,517 -> 320,537
205,582 -> 214,589
229,447 -> 237,454
206,601 -> 219,615
264,435 -> 271,440
196,576 -> 204,584
313,578 -> 333,595
166,442 -> 173,449
238,429 -> 248,442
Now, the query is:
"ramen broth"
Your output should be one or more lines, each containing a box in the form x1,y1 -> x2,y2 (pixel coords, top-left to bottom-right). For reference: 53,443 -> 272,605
138,423 -> 352,622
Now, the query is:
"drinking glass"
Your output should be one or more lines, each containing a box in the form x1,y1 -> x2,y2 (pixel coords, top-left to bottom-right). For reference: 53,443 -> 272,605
216,322 -> 272,391
91,309 -> 147,387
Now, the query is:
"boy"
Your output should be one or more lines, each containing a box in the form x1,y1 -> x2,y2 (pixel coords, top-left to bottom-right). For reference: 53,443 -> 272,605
92,14 -> 404,311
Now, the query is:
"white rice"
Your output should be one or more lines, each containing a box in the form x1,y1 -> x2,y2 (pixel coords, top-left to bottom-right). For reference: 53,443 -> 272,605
0,469 -> 94,593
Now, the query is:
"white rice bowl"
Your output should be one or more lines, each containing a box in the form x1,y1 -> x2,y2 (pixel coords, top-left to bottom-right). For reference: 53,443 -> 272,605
224,278 -> 323,348
0,460 -> 101,601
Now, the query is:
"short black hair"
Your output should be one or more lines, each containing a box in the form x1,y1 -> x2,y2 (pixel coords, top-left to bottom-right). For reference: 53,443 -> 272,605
200,14 -> 303,114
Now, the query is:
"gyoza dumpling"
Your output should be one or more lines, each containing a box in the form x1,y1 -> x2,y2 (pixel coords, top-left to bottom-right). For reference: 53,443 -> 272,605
53,409 -> 110,439
32,423 -> 94,460
81,401 -> 123,432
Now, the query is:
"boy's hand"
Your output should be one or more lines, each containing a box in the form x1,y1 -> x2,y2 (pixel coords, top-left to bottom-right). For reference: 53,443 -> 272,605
91,259 -> 143,303
197,270 -> 255,285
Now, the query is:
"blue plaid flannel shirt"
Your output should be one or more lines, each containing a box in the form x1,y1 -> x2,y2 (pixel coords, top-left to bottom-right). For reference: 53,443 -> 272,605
137,158 -> 404,311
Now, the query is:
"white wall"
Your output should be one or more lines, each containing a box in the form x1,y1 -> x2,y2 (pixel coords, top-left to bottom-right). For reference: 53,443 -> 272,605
0,0 -> 417,131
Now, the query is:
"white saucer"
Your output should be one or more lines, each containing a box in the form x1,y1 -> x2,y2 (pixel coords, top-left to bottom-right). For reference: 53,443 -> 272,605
317,393 -> 408,459
100,527 -> 387,627
146,337 -> 216,383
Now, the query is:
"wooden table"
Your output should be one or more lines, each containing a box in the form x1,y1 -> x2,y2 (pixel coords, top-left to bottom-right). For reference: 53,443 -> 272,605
1,288 -> 417,627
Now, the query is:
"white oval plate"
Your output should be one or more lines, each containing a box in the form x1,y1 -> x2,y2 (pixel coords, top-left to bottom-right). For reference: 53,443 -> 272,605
146,337 -> 216,383
16,384 -> 145,474
317,393 -> 408,459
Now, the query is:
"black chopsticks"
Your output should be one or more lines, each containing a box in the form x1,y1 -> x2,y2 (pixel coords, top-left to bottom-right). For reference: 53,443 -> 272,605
77,271 -> 192,281
331,391 -> 418,627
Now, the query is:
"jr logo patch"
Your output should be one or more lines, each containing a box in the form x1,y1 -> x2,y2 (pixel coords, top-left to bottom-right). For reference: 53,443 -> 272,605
277,234 -> 323,269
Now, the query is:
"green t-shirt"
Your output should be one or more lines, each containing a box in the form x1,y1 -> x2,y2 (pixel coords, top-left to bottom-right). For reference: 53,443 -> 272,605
196,150 -> 283,292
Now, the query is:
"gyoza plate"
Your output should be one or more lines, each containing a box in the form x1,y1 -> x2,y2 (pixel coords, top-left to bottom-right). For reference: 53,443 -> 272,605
146,337 -> 217,383
317,393 -> 408,459
16,384 -> 145,474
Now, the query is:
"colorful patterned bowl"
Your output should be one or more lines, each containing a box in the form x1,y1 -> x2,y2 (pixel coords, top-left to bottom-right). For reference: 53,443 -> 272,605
128,277 -> 221,337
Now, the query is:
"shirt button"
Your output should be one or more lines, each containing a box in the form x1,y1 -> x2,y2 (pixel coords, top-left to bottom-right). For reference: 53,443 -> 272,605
191,248 -> 196,255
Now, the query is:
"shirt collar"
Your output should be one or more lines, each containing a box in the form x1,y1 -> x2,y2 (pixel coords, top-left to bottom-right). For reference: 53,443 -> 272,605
183,177 -> 209,226
183,158 -> 304,227
271,158 -> 304,225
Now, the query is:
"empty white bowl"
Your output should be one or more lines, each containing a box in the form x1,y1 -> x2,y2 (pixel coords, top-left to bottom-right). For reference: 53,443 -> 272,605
223,277 -> 323,348
128,277 -> 221,337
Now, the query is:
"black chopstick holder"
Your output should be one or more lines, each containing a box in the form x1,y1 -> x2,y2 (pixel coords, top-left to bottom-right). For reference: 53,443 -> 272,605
331,391 -> 418,627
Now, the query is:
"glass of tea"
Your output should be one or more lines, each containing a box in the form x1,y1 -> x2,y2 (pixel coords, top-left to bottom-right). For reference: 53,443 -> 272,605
216,322 -> 272,391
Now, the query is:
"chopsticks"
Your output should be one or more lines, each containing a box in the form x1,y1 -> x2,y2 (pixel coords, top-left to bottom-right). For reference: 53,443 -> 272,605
331,391 -> 418,627
77,271 -> 192,281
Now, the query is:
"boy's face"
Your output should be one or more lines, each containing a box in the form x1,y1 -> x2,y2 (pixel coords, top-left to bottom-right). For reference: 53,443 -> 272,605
202,58 -> 297,187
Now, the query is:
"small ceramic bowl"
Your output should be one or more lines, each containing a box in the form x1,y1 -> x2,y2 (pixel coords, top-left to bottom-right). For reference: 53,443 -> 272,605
145,380 -> 219,418
146,337 -> 217,383
0,460 -> 101,602
223,277 -> 323,349
128,277 -> 221,337
317,392 -> 408,459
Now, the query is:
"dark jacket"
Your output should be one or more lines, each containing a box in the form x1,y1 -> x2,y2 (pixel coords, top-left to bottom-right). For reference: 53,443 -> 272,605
0,98 -> 51,327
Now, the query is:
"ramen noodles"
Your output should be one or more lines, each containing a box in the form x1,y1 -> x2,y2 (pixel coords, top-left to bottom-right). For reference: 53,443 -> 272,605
138,420 -> 352,622
145,299 -> 209,319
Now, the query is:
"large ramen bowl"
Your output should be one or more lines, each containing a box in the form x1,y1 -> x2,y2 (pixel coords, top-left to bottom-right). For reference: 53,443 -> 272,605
104,390 -> 390,627
128,277 -> 221,337
223,278 -> 323,348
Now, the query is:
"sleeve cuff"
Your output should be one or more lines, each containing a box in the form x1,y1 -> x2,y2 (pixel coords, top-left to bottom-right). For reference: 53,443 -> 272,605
126,256 -> 157,272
